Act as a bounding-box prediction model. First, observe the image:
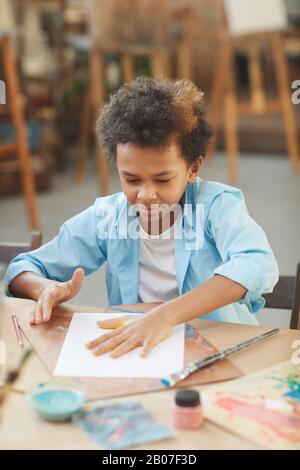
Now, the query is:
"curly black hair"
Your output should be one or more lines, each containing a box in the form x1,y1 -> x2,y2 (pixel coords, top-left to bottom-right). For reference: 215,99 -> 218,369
96,76 -> 213,165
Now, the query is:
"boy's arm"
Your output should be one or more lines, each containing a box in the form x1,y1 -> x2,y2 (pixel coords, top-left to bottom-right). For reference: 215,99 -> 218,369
10,271 -> 59,300
86,275 -> 246,359
162,188 -> 278,326
207,189 -> 279,313
6,203 -> 106,324
147,190 -> 278,342
6,203 -> 106,294
87,189 -> 278,359
156,274 -> 246,327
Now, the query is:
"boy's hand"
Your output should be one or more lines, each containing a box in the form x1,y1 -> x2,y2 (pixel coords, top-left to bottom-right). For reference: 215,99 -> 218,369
85,307 -> 173,358
29,268 -> 85,326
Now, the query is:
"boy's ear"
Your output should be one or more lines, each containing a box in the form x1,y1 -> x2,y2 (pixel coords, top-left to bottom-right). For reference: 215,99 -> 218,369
188,157 -> 203,183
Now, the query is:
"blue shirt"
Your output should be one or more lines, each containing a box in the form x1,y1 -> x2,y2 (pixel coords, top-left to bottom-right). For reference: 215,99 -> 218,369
6,178 -> 279,325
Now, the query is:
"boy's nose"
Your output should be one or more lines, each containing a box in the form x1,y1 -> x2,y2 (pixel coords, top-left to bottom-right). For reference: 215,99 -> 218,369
137,186 -> 157,203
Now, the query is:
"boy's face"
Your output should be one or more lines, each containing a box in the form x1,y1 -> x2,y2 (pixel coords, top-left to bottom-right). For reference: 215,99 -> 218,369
116,140 -> 202,222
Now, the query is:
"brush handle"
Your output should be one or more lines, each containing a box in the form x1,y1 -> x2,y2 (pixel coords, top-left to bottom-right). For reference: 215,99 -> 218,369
163,328 -> 280,387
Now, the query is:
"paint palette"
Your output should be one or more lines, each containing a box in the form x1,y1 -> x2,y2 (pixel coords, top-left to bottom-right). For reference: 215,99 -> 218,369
202,360 -> 300,450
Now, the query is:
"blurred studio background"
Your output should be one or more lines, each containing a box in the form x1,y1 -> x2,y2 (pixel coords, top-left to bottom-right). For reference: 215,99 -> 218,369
0,0 -> 299,328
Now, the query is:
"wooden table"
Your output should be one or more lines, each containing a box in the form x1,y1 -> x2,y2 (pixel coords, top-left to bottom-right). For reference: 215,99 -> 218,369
0,297 -> 299,450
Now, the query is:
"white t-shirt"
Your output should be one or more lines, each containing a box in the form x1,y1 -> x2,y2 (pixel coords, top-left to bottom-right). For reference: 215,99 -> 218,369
138,219 -> 179,303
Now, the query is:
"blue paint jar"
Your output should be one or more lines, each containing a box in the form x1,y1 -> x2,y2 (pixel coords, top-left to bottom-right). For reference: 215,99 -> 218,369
28,381 -> 85,422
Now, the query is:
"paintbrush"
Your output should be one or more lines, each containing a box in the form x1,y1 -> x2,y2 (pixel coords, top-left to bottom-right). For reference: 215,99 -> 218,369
161,328 -> 280,388
0,348 -> 32,413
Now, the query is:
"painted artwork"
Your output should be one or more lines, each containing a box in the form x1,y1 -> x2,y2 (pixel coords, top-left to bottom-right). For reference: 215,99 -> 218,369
203,361 -> 300,449
74,401 -> 173,450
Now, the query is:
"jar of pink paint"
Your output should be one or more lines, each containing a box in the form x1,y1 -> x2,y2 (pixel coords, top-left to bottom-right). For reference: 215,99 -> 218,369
172,389 -> 204,430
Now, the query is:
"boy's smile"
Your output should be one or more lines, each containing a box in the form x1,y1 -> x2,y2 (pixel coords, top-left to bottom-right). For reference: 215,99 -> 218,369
116,140 -> 202,232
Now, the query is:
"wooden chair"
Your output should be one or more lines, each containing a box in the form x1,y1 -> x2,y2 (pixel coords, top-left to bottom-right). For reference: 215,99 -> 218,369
0,231 -> 42,265
262,263 -> 300,330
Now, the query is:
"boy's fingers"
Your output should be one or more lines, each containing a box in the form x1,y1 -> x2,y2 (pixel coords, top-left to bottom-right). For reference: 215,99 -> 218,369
85,327 -> 126,349
40,295 -> 53,322
29,310 -> 35,325
140,336 -> 157,358
38,289 -> 56,322
31,302 -> 43,325
90,333 -> 129,356
35,303 -> 43,324
69,268 -> 85,294
141,330 -> 170,357
110,338 -> 141,359
30,290 -> 54,325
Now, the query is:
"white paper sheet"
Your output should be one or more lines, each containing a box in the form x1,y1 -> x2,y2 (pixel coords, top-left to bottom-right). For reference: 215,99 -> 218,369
54,313 -> 185,378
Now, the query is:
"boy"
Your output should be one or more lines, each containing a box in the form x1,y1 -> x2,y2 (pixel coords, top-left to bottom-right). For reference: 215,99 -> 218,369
6,77 -> 279,359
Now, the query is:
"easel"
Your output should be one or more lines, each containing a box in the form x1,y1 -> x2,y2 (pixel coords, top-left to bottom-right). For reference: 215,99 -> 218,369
74,43 -> 173,192
0,35 -> 39,228
207,2 -> 300,182
74,0 -> 194,192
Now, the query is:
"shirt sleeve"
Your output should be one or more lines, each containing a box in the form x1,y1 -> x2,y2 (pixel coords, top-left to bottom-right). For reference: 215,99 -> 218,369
5,202 -> 107,294
206,189 -> 279,313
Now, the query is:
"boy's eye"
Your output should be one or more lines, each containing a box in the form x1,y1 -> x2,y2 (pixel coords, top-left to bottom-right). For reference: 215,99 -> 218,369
126,179 -> 172,184
126,180 -> 140,184
156,179 -> 172,184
